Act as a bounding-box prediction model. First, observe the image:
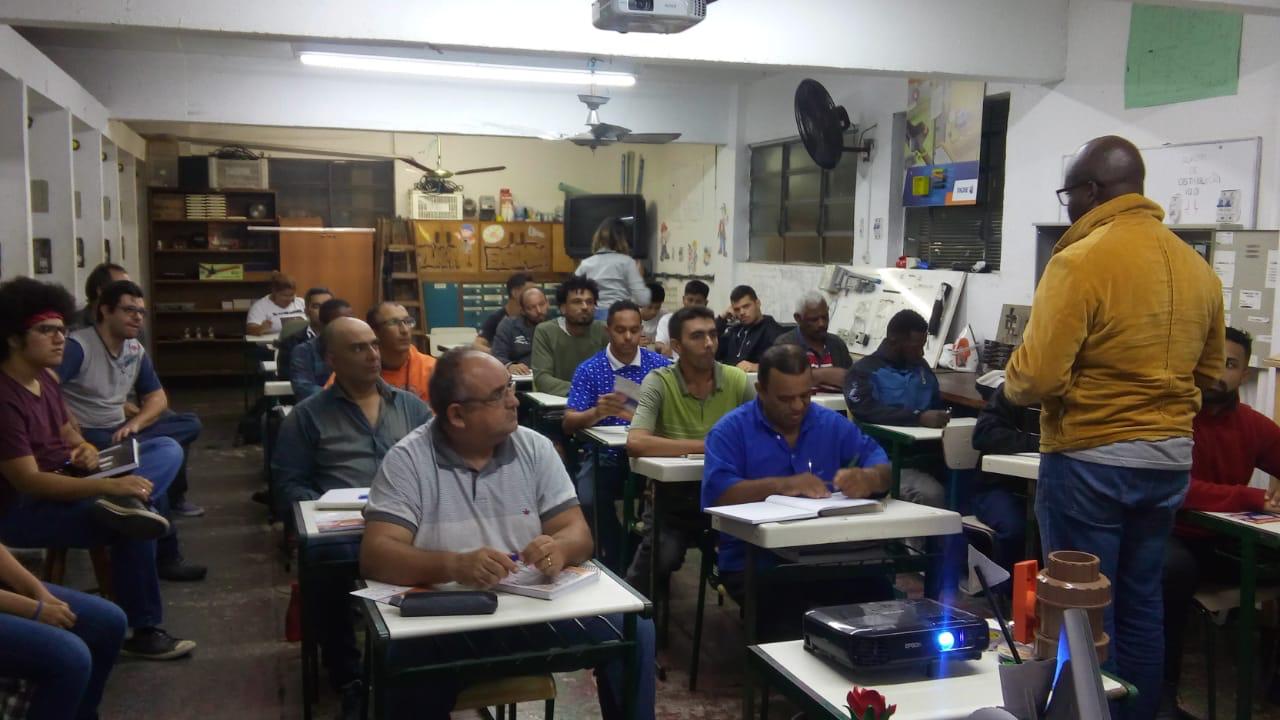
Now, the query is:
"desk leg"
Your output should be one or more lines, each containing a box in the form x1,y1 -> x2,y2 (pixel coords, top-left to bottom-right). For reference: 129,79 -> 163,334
243,344 -> 252,412
299,560 -> 316,720
621,466 -> 636,581
591,443 -> 602,564
742,545 -> 759,720
889,441 -> 904,497
1237,534 -> 1257,720
624,612 -> 638,720
650,480 -> 667,648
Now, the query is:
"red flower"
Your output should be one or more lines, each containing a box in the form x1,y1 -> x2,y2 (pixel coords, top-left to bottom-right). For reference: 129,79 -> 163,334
846,686 -> 897,720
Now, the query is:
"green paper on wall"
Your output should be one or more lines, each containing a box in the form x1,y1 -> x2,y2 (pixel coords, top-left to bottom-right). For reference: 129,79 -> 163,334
1125,3 -> 1242,109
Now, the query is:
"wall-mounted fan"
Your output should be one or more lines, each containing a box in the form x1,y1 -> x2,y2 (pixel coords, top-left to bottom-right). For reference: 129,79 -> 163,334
569,94 -> 682,149
794,79 -> 874,169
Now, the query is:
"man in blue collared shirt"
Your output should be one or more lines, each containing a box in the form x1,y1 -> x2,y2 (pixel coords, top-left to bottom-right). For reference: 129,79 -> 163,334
703,344 -> 894,639
288,297 -> 354,401
563,300 -> 670,569
271,316 -> 430,715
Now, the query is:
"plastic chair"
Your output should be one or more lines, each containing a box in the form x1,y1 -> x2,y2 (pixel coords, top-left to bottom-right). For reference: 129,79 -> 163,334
1191,584 -> 1280,719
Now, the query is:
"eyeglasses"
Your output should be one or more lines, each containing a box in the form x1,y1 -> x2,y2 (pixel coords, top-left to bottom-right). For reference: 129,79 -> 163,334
29,324 -> 68,338
1055,180 -> 1102,206
457,377 -> 517,406
381,317 -> 416,329
117,305 -> 148,318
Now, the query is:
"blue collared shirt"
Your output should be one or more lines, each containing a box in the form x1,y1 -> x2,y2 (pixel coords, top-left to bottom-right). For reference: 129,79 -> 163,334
566,346 -> 671,428
289,336 -> 332,401
702,399 -> 889,573
271,380 -> 431,520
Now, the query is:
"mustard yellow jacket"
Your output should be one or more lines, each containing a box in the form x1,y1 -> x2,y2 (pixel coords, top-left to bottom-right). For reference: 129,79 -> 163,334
1005,194 -> 1225,453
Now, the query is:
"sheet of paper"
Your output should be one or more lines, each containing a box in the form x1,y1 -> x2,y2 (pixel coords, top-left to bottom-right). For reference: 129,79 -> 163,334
1213,250 -> 1236,288
1248,316 -> 1270,324
1268,250 -> 1279,289
1218,231 -> 1235,246
706,502 -> 811,524
350,580 -> 417,605
1239,289 -> 1263,310
1225,313 -> 1233,327
1223,287 -> 1234,311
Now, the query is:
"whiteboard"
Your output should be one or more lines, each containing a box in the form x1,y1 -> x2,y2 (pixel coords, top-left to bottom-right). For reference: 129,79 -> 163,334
735,263 -> 828,319
828,266 -> 968,368
1059,138 -> 1260,227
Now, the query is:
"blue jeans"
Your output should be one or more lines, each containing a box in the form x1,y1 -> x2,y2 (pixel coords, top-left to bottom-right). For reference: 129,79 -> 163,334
0,437 -> 183,628
0,583 -> 127,720
577,451 -> 624,572
386,614 -> 655,720
1036,453 -> 1188,720
82,410 -> 202,505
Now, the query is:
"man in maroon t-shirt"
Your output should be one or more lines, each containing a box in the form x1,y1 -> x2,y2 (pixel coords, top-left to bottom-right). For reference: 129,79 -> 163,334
1161,327 -> 1280,714
0,277 -> 196,660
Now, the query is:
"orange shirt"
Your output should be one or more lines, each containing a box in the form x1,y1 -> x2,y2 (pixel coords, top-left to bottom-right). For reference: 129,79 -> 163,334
325,345 -> 436,403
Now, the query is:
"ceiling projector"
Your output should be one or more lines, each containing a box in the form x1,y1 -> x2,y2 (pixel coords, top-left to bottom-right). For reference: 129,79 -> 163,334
592,0 -> 707,34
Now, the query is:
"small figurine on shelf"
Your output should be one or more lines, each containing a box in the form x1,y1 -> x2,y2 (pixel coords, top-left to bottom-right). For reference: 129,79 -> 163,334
846,687 -> 896,720
194,327 -> 204,340
183,328 -> 192,340
207,326 -> 215,340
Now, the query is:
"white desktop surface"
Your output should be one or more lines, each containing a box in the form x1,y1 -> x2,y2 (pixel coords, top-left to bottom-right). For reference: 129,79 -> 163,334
523,392 -> 568,409
864,417 -> 977,443
711,499 -> 961,549
581,426 -> 630,448
980,453 -> 1040,481
245,333 -> 280,345
753,640 -> 1124,720
631,456 -> 704,484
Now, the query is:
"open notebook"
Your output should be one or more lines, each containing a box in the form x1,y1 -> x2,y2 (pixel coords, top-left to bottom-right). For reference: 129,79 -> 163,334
496,563 -> 600,600
316,487 -> 370,510
706,493 -> 883,525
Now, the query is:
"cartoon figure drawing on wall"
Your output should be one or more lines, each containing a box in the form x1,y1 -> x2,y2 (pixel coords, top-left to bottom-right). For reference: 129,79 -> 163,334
460,224 -> 477,253
678,245 -> 684,262
703,247 -> 712,267
660,221 -> 670,261
688,241 -> 698,273
717,204 -> 728,256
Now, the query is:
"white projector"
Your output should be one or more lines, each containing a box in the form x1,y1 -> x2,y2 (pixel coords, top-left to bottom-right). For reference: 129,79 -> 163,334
592,0 -> 706,34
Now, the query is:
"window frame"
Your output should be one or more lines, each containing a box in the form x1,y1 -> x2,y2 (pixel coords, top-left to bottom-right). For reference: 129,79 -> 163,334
748,136 -> 858,265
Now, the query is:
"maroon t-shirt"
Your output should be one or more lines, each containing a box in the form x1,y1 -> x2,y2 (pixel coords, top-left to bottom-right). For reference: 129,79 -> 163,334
0,370 -> 71,511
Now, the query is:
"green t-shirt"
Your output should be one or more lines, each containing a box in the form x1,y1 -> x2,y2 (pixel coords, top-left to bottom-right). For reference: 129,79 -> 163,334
630,361 -> 755,439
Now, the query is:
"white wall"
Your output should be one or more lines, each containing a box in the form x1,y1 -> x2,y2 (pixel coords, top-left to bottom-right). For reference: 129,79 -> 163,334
723,0 -> 1280,348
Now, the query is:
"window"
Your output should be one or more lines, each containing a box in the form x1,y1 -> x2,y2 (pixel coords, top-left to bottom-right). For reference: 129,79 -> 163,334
903,95 -> 1009,271
748,137 -> 857,264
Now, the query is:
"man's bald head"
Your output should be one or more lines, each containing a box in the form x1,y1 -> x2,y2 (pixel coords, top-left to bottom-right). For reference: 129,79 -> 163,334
1061,135 -> 1146,222
322,317 -> 382,386
519,286 -> 549,325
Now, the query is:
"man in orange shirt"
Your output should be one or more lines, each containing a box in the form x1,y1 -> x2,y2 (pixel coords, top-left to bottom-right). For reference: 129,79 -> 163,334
327,302 -> 434,404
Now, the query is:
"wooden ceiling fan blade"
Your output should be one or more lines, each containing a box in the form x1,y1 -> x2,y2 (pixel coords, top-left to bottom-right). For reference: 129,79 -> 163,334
619,132 -> 682,144
452,166 -> 507,176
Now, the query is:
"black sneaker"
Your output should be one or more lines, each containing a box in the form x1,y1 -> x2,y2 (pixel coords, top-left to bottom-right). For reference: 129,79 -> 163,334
157,559 -> 208,582
91,496 -> 169,540
121,627 -> 196,660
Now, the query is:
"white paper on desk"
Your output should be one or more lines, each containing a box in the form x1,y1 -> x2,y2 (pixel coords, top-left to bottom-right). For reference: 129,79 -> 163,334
706,502 -> 813,524
316,487 -> 370,510
1214,251 -> 1236,288
959,545 -> 1011,596
766,493 -> 881,514
350,580 -> 417,605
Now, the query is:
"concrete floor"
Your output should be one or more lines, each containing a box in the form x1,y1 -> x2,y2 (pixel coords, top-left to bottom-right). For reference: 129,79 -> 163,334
32,385 -> 1280,719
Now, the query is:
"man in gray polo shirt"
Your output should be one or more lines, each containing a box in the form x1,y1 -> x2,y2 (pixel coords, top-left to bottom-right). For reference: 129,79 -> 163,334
272,316 -> 430,716
361,349 -> 655,720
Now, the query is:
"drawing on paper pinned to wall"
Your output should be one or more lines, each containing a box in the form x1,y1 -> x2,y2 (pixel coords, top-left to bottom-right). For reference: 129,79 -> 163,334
678,245 -> 684,262
1217,189 -> 1242,224
688,241 -> 698,274
660,221 -> 670,261
703,247 -> 712,267
717,204 -> 728,256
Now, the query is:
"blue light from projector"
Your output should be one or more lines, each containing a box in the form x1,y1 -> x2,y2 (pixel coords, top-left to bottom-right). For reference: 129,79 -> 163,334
936,630 -> 956,651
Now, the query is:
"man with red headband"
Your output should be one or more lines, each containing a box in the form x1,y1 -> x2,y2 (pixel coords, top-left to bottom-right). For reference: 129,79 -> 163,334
0,277 -> 196,660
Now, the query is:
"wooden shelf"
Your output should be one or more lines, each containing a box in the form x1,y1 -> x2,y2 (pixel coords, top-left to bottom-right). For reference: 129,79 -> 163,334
155,249 -> 275,254
154,338 -> 246,345
387,244 -> 415,251
154,279 -> 270,285
391,272 -> 417,279
153,309 -> 246,315
154,218 -> 279,224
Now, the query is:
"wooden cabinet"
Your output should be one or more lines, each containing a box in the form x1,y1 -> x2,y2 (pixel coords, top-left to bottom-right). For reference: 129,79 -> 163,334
279,225 -> 375,315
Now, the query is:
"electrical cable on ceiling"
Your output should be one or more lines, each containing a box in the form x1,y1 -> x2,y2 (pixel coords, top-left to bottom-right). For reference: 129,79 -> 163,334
414,175 -> 464,194
209,145 -> 263,160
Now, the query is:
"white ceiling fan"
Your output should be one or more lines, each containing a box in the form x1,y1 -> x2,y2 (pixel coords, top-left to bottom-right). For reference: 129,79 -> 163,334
568,94 -> 682,150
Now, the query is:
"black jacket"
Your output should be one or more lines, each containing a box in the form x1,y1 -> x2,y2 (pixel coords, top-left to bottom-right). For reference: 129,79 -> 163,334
972,387 -> 1040,455
844,342 -> 942,426
716,315 -> 786,365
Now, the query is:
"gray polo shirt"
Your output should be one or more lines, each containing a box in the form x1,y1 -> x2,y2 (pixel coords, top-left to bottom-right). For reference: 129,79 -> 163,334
365,420 -> 579,554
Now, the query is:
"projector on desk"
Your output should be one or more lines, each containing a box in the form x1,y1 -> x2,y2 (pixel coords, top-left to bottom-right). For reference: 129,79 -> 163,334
803,599 -> 988,672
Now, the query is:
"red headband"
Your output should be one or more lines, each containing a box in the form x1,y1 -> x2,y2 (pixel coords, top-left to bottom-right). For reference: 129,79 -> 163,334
23,310 -> 63,330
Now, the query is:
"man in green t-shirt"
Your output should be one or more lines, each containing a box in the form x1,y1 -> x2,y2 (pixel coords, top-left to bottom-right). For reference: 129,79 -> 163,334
624,306 -> 755,588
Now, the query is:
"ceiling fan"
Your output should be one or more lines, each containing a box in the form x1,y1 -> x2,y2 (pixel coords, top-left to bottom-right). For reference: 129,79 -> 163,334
568,94 -> 681,149
166,134 -> 505,178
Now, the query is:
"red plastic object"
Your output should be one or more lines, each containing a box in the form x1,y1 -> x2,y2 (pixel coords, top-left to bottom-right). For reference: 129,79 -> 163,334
285,581 -> 302,643
1012,559 -> 1038,644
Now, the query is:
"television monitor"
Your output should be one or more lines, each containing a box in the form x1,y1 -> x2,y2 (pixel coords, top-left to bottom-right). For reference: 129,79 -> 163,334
564,194 -> 648,260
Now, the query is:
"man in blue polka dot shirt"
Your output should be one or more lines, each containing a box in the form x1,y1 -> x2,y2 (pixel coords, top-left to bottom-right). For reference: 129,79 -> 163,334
563,300 -> 671,569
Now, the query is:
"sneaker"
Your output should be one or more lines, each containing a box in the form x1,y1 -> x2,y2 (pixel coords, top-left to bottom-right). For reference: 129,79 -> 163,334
170,499 -> 206,517
121,627 -> 196,660
91,496 -> 169,540
157,559 -> 208,582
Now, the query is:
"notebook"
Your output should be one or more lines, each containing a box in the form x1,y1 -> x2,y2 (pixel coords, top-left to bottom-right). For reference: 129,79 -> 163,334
705,492 -> 883,525
315,510 -> 365,533
495,563 -> 601,600
316,487 -> 370,510
60,438 -> 140,479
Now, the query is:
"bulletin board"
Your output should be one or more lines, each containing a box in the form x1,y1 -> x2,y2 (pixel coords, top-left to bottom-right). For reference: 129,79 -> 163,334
1214,229 -> 1280,365
413,220 -> 480,273
827,265 -> 968,368
480,222 -> 551,273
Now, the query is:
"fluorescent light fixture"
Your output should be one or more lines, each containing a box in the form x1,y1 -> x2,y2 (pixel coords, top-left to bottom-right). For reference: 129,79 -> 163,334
299,51 -> 635,88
